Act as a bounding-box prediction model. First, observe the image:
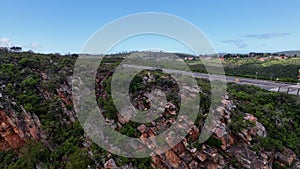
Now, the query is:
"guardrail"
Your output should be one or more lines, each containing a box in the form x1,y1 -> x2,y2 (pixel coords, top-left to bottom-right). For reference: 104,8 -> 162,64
277,86 -> 300,95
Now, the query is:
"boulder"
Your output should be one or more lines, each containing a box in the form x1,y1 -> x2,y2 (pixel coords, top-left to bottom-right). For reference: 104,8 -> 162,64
137,124 -> 147,133
104,158 -> 118,169
243,113 -> 257,122
164,149 -> 181,168
275,147 -> 296,166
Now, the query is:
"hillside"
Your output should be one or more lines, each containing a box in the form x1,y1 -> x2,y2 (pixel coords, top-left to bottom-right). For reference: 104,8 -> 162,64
275,50 -> 300,56
187,57 -> 300,83
0,51 -> 299,168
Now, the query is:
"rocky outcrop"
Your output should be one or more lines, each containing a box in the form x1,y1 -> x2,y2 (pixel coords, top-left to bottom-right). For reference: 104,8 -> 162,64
274,147 -> 297,166
104,158 -> 118,169
1,67 -> 298,168
147,95 -> 234,169
103,158 -> 135,169
237,113 -> 267,143
0,106 -> 44,151
57,84 -> 76,122
227,146 -> 272,169
145,92 -> 299,169
77,69 -> 300,169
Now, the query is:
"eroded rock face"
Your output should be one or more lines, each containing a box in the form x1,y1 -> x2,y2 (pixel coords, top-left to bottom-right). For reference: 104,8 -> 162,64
56,84 -> 76,122
144,95 -> 231,168
163,149 -> 181,168
274,147 -> 296,166
237,113 -> 267,144
103,158 -> 136,169
104,158 -> 118,169
227,146 -> 272,169
0,107 -> 44,151
145,94 -> 299,169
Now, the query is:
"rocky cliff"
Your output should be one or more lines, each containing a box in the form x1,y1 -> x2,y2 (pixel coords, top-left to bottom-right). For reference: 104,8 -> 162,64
97,70 -> 300,169
102,93 -> 299,169
0,107 -> 44,151
0,52 -> 299,168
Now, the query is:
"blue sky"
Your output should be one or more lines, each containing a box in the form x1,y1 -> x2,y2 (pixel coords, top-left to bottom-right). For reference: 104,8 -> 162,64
0,0 -> 299,54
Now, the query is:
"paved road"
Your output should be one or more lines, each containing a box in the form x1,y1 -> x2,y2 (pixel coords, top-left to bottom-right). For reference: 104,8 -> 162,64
192,72 -> 300,95
123,64 -> 300,95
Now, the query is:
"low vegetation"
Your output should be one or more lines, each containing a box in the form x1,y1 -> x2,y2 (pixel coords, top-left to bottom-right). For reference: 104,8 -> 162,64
187,57 -> 300,83
0,51 -> 299,168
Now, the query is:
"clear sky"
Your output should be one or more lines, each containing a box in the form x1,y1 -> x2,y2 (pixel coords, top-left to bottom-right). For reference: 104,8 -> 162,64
1,0 -> 300,54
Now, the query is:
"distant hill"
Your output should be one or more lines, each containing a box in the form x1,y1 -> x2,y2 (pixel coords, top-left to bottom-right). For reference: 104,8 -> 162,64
215,51 -> 300,57
275,50 -> 300,56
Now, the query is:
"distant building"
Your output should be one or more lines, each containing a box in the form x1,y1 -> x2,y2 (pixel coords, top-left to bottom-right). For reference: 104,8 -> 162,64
258,57 -> 268,61
271,55 -> 288,60
184,57 -> 194,61
203,56 -> 213,60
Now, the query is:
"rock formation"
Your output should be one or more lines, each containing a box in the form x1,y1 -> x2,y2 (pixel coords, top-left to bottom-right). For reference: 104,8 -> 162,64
0,106 -> 44,151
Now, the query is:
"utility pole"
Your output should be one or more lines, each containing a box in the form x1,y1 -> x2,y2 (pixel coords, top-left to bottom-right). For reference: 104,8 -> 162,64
270,73 -> 273,82
256,72 -> 258,84
298,67 -> 300,85
234,71 -> 239,83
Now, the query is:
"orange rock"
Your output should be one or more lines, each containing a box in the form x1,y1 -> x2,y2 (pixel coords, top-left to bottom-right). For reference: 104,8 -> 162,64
188,126 -> 200,141
165,149 -> 180,168
147,128 -> 157,137
0,109 -> 43,151
172,142 -> 186,155
206,163 -> 219,169
104,158 -> 117,169
243,113 -> 257,122
151,155 -> 162,167
221,134 -> 235,150
198,153 -> 207,162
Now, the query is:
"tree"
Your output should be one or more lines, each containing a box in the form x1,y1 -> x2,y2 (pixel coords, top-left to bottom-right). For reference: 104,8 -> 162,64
10,46 -> 22,52
65,149 -> 93,169
0,47 -> 9,54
